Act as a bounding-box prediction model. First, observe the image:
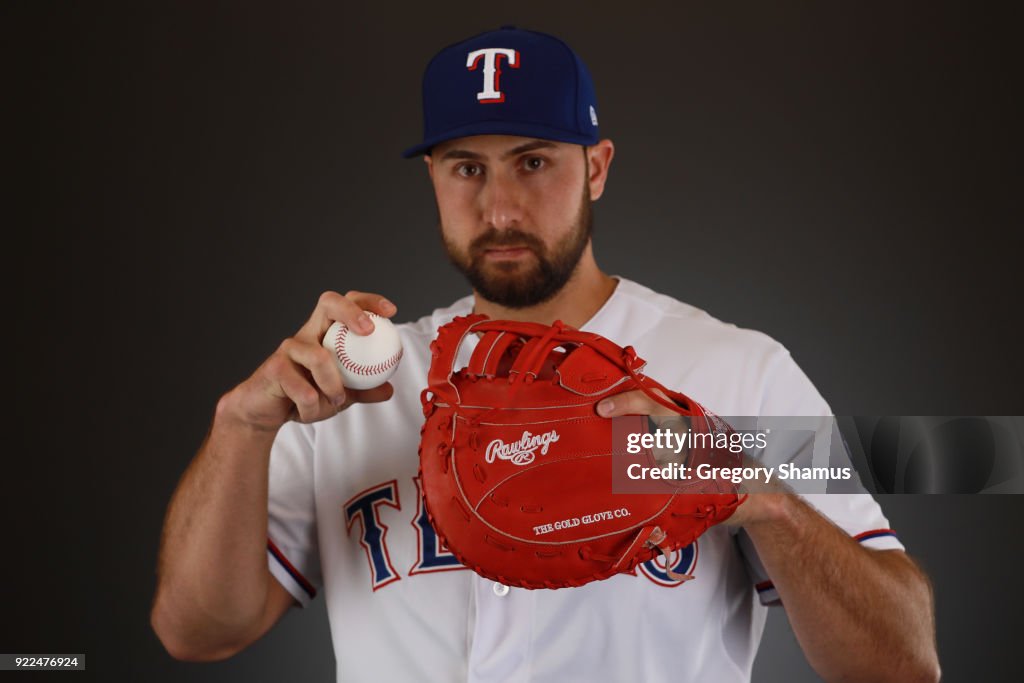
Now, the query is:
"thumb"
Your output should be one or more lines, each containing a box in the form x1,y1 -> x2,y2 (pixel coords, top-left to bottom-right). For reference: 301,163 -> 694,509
595,390 -> 645,417
339,383 -> 395,409
596,388 -> 674,418
596,396 -> 617,417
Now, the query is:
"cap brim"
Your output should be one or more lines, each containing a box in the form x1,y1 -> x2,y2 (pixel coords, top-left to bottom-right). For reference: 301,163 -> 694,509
401,120 -> 598,158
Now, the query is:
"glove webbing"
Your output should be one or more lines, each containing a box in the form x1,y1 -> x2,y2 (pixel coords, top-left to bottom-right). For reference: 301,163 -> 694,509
429,315 -> 695,420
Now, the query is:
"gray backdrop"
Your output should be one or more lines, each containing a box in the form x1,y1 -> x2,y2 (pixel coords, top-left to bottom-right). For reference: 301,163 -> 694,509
9,1 -> 1021,681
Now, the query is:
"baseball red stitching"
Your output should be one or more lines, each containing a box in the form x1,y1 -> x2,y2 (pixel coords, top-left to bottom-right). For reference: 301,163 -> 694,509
334,323 -> 403,376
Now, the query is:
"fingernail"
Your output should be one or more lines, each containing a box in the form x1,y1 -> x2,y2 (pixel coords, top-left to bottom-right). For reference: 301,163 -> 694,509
357,314 -> 373,333
332,393 -> 347,408
380,299 -> 396,315
598,399 -> 614,416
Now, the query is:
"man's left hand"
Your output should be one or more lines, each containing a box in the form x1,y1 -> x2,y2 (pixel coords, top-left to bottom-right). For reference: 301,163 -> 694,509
595,389 -> 785,528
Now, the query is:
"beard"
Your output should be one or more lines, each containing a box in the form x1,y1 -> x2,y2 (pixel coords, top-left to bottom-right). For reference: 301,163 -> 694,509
440,183 -> 593,309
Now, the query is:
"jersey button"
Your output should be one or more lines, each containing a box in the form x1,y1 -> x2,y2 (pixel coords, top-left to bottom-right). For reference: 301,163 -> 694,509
492,582 -> 510,597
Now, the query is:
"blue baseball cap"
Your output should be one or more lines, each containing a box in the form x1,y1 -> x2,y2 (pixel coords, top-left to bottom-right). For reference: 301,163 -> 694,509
402,26 -> 600,158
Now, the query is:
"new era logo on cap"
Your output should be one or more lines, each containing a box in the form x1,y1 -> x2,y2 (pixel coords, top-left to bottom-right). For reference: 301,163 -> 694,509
402,26 -> 599,158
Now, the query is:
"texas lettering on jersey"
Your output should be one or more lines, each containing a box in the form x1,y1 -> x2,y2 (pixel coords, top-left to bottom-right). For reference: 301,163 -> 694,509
343,476 -> 698,591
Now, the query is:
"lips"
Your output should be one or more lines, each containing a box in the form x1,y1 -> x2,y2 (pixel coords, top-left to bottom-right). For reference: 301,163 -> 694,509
469,229 -> 544,262
483,246 -> 532,259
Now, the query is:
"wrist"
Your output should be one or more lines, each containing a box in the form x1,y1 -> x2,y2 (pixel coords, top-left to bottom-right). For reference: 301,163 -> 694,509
214,389 -> 285,439
729,492 -> 797,530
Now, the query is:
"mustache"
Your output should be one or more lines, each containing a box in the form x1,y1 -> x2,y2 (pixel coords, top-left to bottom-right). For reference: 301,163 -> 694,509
469,229 -> 545,256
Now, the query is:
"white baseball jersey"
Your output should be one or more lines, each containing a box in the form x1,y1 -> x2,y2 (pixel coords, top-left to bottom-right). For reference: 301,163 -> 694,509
266,278 -> 903,682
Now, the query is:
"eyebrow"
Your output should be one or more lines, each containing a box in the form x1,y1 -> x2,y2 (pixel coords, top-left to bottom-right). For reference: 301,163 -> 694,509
439,140 -> 558,162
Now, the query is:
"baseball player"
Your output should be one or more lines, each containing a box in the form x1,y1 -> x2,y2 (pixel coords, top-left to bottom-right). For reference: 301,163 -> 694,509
151,27 -> 940,682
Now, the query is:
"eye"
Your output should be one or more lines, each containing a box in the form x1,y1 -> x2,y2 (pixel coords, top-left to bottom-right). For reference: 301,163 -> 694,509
456,163 -> 482,178
523,156 -> 546,171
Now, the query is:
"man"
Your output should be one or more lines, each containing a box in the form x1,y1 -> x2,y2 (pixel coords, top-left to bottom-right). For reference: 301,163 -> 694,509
151,27 -> 940,682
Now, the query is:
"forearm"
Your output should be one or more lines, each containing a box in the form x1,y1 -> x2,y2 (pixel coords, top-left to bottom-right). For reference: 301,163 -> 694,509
149,292 -> 398,659
151,393 -> 279,657
744,495 -> 939,683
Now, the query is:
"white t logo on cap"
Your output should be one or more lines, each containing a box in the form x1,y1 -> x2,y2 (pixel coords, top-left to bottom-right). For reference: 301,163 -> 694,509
466,48 -> 520,104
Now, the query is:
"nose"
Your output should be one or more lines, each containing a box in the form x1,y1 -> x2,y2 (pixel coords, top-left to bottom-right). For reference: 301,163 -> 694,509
479,170 -> 524,230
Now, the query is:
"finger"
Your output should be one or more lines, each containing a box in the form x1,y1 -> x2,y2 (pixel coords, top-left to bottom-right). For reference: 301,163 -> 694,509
298,291 -> 397,342
279,338 -> 347,406
298,291 -> 372,341
344,290 -> 398,319
596,388 -> 674,418
274,361 -> 338,423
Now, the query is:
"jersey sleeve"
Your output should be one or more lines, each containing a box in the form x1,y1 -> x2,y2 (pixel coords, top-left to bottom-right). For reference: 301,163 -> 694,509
736,349 -> 905,606
266,420 -> 322,607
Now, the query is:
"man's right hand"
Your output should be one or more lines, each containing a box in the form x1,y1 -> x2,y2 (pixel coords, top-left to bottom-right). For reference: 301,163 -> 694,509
152,289 -> 399,661
219,290 -> 398,432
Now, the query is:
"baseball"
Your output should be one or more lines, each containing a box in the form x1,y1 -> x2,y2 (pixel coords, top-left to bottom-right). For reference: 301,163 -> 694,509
322,314 -> 404,390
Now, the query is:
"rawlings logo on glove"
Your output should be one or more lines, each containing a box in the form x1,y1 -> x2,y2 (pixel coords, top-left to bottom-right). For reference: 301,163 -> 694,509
417,314 -> 745,590
485,429 -> 560,465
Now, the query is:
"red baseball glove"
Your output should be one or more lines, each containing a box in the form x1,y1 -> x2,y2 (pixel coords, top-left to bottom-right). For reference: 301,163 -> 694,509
418,314 -> 745,589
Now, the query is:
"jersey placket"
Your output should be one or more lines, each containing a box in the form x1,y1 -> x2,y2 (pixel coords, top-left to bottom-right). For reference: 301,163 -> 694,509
467,576 -> 535,683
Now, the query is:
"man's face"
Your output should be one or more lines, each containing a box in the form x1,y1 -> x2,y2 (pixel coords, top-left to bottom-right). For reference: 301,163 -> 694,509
425,135 -> 593,308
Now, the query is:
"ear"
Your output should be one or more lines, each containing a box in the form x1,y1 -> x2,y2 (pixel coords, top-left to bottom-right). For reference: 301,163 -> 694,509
423,154 -> 434,180
585,139 -> 615,201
